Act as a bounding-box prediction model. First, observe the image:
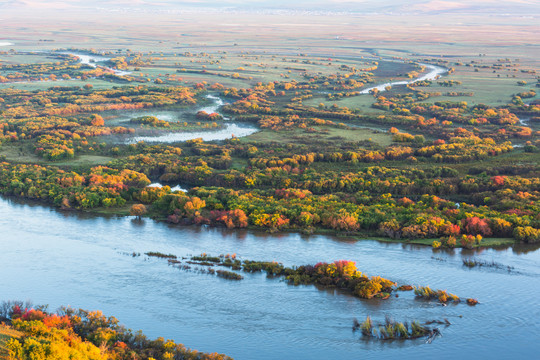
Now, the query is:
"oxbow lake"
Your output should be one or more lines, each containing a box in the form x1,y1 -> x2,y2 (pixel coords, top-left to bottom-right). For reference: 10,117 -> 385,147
1,196 -> 540,359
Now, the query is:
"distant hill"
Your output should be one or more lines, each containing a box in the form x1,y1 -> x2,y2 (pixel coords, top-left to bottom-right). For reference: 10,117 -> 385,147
2,0 -> 539,16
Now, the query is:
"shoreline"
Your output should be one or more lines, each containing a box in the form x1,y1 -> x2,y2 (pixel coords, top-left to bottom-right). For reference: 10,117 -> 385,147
2,193 -> 515,250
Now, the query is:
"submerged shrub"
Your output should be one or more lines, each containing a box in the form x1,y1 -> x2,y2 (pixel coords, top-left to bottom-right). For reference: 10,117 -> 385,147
359,315 -> 432,340
414,286 -> 460,303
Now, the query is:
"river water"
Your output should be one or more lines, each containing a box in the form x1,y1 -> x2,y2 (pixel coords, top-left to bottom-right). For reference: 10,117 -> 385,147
122,94 -> 258,144
61,51 -> 132,76
360,63 -> 447,94
127,123 -> 258,144
1,196 -> 539,359
148,182 -> 189,192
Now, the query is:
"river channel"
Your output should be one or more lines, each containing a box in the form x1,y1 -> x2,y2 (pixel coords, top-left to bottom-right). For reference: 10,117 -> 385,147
1,196 -> 539,359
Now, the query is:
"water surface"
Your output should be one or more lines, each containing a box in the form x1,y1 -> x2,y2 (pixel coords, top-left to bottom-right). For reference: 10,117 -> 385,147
148,183 -> 189,192
61,51 -> 132,76
1,196 -> 539,359
360,63 -> 447,94
127,123 -> 258,144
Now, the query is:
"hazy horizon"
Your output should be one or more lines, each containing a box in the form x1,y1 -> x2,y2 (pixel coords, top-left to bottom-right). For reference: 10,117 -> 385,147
2,0 -> 539,15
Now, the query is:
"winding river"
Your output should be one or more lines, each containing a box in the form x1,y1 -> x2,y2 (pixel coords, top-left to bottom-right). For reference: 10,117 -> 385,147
360,63 -> 447,94
123,94 -> 259,144
1,196 -> 539,359
121,61 -> 446,144
61,51 -> 132,76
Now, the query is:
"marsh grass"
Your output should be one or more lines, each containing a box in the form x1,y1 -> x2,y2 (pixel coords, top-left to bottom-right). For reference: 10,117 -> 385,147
216,270 -> 244,280
357,315 -> 436,341
462,258 -> 515,272
414,286 -> 460,303
145,252 -> 177,259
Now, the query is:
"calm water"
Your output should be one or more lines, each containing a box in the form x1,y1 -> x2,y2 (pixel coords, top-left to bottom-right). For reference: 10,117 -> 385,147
104,94 -> 259,144
1,196 -> 539,359
62,52 -> 132,76
127,123 -> 258,144
360,63 -> 447,94
148,183 -> 189,192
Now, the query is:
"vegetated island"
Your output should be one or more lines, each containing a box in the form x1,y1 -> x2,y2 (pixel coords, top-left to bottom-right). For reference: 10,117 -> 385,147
145,253 -> 479,305
353,315 -> 449,342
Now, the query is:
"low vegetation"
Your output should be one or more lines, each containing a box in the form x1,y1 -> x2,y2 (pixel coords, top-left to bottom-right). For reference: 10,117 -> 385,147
151,253 -> 475,304
0,300 -> 230,360
355,315 -> 438,341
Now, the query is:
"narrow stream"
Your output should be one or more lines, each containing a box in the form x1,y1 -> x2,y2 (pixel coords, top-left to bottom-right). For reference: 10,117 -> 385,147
127,123 -> 258,143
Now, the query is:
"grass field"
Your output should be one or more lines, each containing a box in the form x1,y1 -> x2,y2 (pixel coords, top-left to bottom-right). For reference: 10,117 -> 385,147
303,95 -> 383,112
421,68 -> 538,105
0,143 -> 114,166
0,78 -> 119,91
243,125 -> 393,146
370,236 -> 515,248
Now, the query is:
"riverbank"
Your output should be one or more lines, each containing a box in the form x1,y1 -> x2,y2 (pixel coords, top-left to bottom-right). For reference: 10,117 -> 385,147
0,304 -> 231,360
2,194 -> 539,360
15,193 -> 514,250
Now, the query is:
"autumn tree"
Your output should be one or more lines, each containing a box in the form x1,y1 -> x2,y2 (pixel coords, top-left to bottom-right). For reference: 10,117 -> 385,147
130,204 -> 147,219
89,114 -> 104,126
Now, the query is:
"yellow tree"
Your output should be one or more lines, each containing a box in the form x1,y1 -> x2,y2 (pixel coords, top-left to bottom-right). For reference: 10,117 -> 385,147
130,204 -> 147,219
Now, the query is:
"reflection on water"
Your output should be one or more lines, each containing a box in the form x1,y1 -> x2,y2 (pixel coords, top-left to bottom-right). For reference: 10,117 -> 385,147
1,196 -> 539,359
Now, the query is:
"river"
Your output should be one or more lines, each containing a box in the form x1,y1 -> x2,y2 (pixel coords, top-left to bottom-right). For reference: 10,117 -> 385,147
122,94 -> 258,143
127,123 -> 258,143
148,182 -> 189,192
1,196 -> 539,359
60,51 -> 132,76
360,63 -> 447,94
1,47 -> 538,358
